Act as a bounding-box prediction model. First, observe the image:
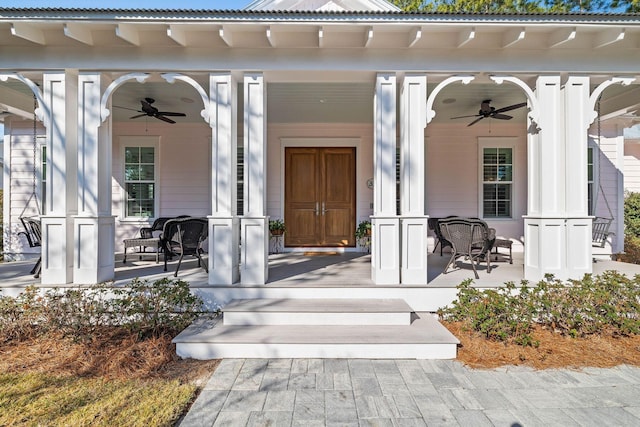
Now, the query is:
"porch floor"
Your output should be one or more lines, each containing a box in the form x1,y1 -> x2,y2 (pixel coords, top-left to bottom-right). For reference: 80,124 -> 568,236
2,249 -> 640,292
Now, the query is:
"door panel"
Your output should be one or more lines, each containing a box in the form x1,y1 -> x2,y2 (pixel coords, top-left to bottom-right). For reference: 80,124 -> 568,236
285,147 -> 355,247
285,148 -> 321,246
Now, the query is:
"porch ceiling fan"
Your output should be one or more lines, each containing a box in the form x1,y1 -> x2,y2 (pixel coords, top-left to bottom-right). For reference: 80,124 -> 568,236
115,97 -> 186,124
451,99 -> 527,127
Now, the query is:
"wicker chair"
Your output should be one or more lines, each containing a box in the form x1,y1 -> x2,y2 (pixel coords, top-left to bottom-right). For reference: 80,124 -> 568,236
18,217 -> 42,278
161,217 -> 209,277
438,217 -> 495,279
428,216 -> 454,256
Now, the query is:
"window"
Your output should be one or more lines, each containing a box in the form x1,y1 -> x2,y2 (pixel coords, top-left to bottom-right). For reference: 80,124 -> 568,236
237,145 -> 244,216
482,147 -> 513,218
41,144 -> 46,212
124,146 -> 156,218
587,147 -> 594,215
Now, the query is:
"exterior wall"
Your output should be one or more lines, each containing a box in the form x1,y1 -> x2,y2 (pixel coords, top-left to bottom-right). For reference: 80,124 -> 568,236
425,122 -> 527,248
111,122 -> 211,251
3,119 -> 45,261
592,122 -> 625,253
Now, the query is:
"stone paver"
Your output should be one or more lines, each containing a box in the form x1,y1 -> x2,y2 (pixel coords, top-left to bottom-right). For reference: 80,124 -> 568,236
179,360 -> 640,426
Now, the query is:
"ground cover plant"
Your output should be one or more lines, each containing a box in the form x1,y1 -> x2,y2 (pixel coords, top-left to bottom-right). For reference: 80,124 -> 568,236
0,279 -> 218,427
439,271 -> 640,368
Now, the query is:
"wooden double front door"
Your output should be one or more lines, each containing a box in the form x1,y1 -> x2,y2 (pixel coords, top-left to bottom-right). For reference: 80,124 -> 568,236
285,147 -> 356,247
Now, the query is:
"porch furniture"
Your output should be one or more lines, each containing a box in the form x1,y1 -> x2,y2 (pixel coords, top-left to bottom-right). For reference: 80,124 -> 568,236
122,215 -> 190,263
161,217 -> 209,277
438,217 -> 495,279
428,216 -> 453,256
18,217 -> 42,278
592,216 -> 614,248
123,237 -> 161,263
492,238 -> 513,264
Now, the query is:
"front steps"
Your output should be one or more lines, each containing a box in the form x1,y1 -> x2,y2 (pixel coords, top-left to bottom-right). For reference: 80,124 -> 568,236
173,298 -> 460,359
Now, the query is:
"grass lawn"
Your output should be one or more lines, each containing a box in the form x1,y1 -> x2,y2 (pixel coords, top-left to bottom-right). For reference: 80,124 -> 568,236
0,331 -> 219,427
0,373 -> 195,427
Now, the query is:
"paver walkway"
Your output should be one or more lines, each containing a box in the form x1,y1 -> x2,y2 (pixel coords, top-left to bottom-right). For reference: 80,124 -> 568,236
179,359 -> 640,426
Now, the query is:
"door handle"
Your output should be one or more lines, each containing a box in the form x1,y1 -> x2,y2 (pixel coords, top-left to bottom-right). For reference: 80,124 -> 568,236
315,202 -> 320,216
322,202 -> 326,215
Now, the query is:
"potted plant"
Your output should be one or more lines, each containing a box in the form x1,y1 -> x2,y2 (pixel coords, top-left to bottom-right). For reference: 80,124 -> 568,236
355,220 -> 371,239
269,218 -> 286,236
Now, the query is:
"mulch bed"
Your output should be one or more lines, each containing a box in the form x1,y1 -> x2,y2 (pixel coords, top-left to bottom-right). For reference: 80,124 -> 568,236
0,329 -> 218,385
445,321 -> 640,369
3,324 -> 640,378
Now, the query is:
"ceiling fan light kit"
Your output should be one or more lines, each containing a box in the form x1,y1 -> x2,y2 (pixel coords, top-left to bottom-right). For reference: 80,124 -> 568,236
451,99 -> 527,126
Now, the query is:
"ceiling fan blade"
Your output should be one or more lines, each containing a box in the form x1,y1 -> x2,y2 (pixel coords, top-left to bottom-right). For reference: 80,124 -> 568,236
451,114 -> 481,119
467,116 -> 485,126
130,113 -> 147,119
114,105 -> 142,112
494,102 -> 527,114
156,111 -> 186,117
492,114 -> 513,120
155,115 -> 176,124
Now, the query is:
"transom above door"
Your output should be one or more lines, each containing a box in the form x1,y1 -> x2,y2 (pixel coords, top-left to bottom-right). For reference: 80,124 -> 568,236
285,147 -> 356,247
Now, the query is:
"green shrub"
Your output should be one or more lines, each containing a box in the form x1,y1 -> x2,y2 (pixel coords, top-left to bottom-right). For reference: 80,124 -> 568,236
624,191 -> 640,237
438,271 -> 640,346
0,278 -> 205,343
616,235 -> 640,265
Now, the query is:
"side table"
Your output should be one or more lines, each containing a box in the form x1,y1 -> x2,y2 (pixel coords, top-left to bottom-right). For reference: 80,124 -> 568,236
492,238 -> 513,264
123,237 -> 161,263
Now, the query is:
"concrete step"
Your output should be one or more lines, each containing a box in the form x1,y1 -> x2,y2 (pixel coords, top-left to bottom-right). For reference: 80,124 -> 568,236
222,298 -> 413,326
173,311 -> 460,359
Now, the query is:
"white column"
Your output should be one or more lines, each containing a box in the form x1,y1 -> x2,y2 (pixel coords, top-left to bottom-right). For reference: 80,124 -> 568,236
73,72 -> 114,284
399,73 -> 428,285
524,75 -> 592,281
371,73 -> 400,285
240,72 -> 268,284
564,76 -> 592,276
40,71 -> 76,284
208,72 -> 240,285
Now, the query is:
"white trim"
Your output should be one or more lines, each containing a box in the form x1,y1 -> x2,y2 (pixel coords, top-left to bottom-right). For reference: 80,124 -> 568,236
119,136 -> 160,221
478,137 -> 518,221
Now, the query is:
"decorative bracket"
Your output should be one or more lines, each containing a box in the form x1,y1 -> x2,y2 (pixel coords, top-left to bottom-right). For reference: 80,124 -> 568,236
0,73 -> 45,122
161,73 -> 210,124
588,77 -> 636,125
425,75 -> 474,125
490,75 -> 539,131
100,72 -> 149,123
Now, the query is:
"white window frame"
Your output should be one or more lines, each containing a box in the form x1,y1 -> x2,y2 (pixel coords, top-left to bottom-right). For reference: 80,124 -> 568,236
120,136 -> 159,220
587,142 -> 599,216
478,137 -> 517,220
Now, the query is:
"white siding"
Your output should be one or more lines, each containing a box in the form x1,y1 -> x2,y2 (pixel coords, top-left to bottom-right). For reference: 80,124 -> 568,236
4,120 -> 45,260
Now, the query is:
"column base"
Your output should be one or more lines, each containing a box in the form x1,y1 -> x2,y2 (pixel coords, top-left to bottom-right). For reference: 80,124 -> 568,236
73,215 -> 115,284
371,216 -> 400,285
40,215 -> 74,285
240,216 -> 269,285
524,216 -> 592,281
208,216 -> 240,285
400,216 -> 429,285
